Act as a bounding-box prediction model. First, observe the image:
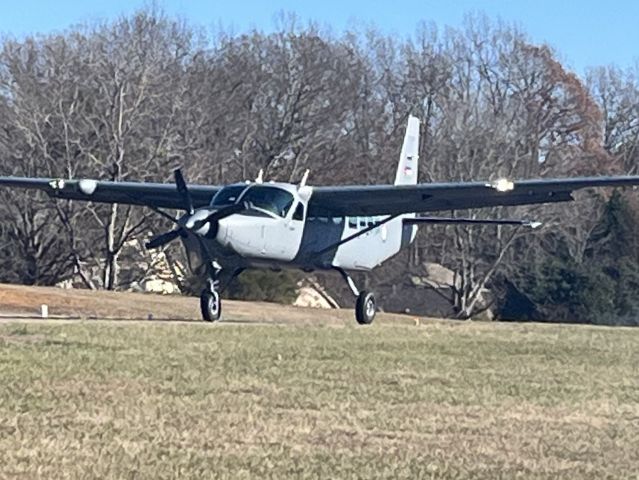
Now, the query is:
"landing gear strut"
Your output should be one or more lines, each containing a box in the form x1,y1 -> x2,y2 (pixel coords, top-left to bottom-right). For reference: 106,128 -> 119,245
335,268 -> 377,325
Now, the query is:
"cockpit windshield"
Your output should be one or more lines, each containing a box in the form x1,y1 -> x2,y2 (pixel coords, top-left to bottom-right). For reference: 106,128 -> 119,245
241,186 -> 294,218
211,185 -> 247,207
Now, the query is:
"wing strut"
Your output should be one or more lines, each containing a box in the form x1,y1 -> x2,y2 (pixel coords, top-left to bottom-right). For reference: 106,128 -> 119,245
313,213 -> 540,259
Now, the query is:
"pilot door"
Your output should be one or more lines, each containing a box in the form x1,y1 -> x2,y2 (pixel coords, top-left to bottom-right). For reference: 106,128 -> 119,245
263,201 -> 306,261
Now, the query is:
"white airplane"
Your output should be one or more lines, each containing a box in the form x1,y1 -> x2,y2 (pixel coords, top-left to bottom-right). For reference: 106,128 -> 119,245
2,115 -> 639,324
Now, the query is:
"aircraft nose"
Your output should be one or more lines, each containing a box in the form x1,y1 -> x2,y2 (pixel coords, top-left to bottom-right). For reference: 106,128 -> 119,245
216,217 -> 230,244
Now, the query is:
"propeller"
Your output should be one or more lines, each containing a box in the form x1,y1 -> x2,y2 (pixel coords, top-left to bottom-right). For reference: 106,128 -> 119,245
174,168 -> 194,215
144,168 -> 245,250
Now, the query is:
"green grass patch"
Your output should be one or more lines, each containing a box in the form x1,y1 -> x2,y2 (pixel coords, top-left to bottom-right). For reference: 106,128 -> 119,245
0,321 -> 638,478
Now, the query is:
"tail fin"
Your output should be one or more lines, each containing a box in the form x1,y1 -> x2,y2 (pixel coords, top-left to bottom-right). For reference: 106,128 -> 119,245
394,115 -> 420,185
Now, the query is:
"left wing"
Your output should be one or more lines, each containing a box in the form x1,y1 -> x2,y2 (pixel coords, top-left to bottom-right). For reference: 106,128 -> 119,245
307,176 -> 639,217
0,176 -> 220,210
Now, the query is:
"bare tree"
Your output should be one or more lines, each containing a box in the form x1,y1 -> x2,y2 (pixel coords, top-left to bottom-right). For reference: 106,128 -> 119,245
0,9 -> 635,320
0,10 -> 203,289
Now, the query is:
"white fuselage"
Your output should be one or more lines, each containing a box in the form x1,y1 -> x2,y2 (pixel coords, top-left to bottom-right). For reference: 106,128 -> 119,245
182,182 -> 416,274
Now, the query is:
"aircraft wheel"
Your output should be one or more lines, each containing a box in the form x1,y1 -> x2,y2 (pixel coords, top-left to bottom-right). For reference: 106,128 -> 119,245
200,289 -> 222,322
355,291 -> 376,325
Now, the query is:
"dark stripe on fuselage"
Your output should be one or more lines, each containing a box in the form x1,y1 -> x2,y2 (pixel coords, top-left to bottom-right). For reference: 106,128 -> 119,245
293,216 -> 346,268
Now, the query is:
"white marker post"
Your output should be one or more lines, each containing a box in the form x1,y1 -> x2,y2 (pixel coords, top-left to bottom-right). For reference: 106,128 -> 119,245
41,304 -> 48,319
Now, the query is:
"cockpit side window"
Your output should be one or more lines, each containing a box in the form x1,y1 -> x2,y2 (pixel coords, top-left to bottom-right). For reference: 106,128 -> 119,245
293,202 -> 305,221
211,185 -> 247,207
240,186 -> 295,218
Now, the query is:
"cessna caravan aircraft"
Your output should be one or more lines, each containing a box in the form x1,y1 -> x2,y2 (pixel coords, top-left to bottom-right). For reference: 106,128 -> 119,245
2,115 -> 639,324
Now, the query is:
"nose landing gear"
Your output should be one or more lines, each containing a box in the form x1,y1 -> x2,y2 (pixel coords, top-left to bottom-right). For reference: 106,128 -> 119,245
199,263 -> 244,322
200,278 -> 222,322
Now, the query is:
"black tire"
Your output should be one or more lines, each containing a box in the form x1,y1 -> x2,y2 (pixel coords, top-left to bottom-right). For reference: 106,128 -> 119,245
355,291 -> 376,325
200,289 -> 222,322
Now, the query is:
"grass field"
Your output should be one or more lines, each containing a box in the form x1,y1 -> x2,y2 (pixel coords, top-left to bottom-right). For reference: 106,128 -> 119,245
1,317 -> 638,479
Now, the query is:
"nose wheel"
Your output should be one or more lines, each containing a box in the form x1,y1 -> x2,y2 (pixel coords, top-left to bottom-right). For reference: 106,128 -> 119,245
200,288 -> 221,322
200,273 -> 222,322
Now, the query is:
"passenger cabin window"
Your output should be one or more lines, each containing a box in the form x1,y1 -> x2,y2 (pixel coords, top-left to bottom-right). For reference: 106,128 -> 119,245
359,217 -> 367,228
211,185 -> 247,207
348,217 -> 357,228
241,185 -> 295,218
293,202 -> 305,221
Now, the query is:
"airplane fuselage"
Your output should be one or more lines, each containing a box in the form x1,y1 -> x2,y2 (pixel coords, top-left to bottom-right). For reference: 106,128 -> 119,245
180,181 -> 417,276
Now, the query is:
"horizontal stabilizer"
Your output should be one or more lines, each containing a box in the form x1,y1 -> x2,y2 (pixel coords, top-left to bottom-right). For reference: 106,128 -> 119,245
404,217 -> 542,229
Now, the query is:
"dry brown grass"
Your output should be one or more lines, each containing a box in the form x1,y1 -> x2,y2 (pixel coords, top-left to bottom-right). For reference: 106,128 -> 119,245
0,282 -> 416,325
0,285 -> 638,478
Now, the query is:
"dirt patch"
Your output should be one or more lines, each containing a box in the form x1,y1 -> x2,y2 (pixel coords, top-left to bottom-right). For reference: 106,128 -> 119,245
0,282 -> 422,326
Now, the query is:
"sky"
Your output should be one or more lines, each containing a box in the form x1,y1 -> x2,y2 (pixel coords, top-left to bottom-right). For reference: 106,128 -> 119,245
0,0 -> 637,76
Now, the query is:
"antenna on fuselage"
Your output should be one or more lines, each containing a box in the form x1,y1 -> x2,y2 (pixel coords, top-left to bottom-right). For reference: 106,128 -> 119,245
255,169 -> 264,184
299,169 -> 310,188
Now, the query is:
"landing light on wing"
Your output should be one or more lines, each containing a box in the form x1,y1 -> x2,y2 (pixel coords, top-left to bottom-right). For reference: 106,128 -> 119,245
490,178 -> 515,192
78,179 -> 98,195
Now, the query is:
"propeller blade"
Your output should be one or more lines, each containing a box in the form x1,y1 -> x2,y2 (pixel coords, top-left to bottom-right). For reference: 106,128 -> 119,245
191,204 -> 246,232
205,203 -> 245,223
174,168 -> 194,214
146,204 -> 180,224
145,229 -> 182,250
190,203 -> 245,232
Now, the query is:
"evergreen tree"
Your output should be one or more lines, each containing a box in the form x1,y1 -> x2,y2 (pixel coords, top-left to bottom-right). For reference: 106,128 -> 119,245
515,191 -> 639,325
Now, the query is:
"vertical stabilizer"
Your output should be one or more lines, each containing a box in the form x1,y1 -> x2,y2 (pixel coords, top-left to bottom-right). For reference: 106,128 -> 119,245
394,115 -> 420,185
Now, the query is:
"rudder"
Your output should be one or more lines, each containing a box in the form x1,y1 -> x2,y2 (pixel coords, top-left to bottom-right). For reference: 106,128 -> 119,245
394,115 -> 420,186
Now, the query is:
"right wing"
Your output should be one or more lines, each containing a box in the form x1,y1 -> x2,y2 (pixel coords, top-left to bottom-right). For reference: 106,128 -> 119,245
307,176 -> 639,217
0,176 -> 220,210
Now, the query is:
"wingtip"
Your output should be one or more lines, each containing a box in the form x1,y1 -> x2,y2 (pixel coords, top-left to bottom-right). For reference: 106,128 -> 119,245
525,221 -> 543,229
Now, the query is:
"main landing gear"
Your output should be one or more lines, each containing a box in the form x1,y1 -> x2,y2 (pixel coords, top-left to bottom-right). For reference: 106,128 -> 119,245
336,268 -> 377,325
355,291 -> 376,325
